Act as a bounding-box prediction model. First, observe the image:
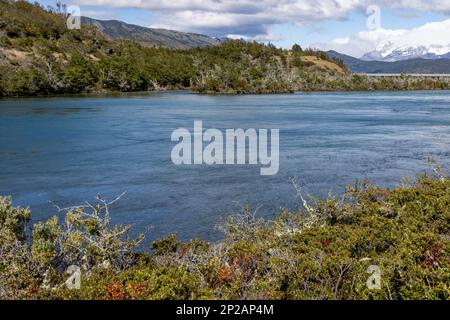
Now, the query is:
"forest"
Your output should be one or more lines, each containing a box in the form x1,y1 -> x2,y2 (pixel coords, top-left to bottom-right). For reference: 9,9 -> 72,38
1,0 -> 450,97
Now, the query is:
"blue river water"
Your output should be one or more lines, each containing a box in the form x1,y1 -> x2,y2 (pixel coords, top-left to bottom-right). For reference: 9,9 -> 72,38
1,91 -> 450,241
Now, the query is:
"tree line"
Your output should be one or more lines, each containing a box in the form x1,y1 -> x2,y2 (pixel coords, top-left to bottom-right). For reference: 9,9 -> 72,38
1,0 -> 449,97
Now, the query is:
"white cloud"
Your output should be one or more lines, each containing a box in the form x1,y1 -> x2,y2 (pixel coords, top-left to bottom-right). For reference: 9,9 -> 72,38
74,0 -> 450,39
227,30 -> 284,42
81,10 -> 116,18
315,19 -> 450,57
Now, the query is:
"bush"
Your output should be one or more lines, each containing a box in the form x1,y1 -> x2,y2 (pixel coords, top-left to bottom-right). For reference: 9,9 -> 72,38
0,171 -> 449,300
64,53 -> 97,93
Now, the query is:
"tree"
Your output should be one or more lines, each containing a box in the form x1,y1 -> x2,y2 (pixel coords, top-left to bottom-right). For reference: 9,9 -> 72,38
64,53 -> 97,92
291,44 -> 303,53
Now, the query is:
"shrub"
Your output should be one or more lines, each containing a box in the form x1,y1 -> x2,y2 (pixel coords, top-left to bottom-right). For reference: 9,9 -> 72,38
0,171 -> 449,300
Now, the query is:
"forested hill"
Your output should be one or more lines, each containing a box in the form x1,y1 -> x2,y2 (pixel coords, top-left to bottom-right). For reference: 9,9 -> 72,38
80,17 -> 221,49
0,0 -> 350,96
1,0 -> 450,97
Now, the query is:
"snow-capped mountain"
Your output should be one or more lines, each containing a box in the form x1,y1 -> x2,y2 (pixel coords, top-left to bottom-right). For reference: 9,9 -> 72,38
361,42 -> 450,62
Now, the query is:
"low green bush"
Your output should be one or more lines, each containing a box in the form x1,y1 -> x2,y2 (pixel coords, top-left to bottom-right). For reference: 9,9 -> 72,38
0,171 -> 448,300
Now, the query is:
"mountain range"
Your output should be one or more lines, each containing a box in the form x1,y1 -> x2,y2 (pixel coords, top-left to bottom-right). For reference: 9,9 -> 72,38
328,50 -> 450,74
80,16 -> 450,74
361,42 -> 450,62
80,17 -> 221,49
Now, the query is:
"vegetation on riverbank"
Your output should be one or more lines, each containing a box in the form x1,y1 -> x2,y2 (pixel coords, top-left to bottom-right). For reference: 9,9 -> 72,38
1,169 -> 449,300
1,0 -> 450,97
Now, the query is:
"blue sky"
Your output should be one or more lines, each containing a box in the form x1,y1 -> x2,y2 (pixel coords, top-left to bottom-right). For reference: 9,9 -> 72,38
36,1 -> 450,57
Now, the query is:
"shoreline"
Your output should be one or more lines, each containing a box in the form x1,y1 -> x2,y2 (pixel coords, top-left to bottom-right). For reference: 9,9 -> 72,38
3,86 -> 450,99
1,172 -> 449,299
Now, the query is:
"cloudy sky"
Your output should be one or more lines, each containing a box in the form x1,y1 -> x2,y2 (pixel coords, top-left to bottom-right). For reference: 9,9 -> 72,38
37,0 -> 450,57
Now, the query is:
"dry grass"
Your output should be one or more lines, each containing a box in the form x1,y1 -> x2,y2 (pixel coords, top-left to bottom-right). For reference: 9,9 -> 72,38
301,55 -> 347,74
3,48 -> 31,64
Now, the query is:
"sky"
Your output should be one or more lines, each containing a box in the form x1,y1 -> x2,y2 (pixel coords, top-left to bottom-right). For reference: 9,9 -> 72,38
36,0 -> 450,58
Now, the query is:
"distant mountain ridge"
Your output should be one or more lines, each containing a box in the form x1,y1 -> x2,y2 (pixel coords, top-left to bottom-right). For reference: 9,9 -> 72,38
361,42 -> 450,62
327,50 -> 450,74
81,17 -> 221,49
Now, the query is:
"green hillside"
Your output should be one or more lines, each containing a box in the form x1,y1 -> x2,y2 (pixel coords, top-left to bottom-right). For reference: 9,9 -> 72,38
1,0 -> 450,97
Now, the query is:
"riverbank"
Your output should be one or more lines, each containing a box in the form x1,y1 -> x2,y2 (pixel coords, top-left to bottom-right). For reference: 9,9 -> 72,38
1,172 -> 448,300
3,80 -> 450,99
